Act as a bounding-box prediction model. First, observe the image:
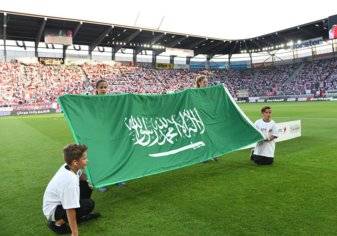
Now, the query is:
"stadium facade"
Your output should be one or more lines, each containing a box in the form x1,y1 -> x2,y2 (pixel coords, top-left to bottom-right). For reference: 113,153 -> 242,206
1,10 -> 337,117
1,10 -> 337,69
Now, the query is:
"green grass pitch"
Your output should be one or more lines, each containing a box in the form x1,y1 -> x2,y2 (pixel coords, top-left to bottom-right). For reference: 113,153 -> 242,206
1,101 -> 337,235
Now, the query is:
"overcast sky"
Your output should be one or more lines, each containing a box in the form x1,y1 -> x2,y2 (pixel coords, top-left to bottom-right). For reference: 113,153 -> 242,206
2,0 -> 337,39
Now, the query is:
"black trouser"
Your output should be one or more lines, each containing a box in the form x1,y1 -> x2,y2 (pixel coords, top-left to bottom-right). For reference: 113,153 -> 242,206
54,180 -> 94,222
251,154 -> 274,165
80,179 -> 93,199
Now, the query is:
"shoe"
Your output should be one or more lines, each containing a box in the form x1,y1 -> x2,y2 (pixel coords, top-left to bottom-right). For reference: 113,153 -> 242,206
98,187 -> 108,192
47,221 -> 71,234
116,182 -> 126,187
250,150 -> 255,161
78,212 -> 101,223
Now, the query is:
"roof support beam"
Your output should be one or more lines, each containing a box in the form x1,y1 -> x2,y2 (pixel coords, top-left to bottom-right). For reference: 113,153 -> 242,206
132,49 -> 137,65
16,41 -> 26,50
249,51 -> 253,67
153,49 -> 165,55
113,29 -> 142,52
194,41 -> 225,56
63,21 -> 83,59
3,13 -> 8,61
151,33 -> 165,45
208,41 -> 226,52
228,41 -> 238,56
186,56 -> 192,65
189,38 -> 208,49
72,21 -> 83,40
89,26 -> 114,53
135,48 -> 164,56
206,54 -> 213,69
250,39 -> 263,52
243,40 -> 249,53
166,36 -> 188,48
36,17 -> 47,45
132,46 -> 161,65
207,54 -> 215,60
170,55 -> 175,65
152,51 -> 157,67
151,49 -> 165,67
35,17 -> 47,57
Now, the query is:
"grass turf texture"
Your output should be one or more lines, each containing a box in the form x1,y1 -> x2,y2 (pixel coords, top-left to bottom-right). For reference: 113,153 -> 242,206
1,101 -> 337,236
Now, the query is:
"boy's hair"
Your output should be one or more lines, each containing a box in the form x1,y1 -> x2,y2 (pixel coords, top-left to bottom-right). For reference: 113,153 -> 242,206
63,144 -> 88,165
261,106 -> 271,113
95,79 -> 107,89
196,75 -> 207,88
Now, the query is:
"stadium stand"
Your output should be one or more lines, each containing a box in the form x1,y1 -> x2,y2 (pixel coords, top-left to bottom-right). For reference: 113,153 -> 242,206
1,11 -> 337,111
1,57 -> 337,107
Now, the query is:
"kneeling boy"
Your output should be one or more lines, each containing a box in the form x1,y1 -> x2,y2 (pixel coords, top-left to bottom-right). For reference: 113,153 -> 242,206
43,144 -> 100,235
251,106 -> 278,165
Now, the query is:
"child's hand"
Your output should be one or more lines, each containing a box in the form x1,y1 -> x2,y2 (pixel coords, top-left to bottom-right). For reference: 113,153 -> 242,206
79,173 -> 87,181
263,134 -> 270,141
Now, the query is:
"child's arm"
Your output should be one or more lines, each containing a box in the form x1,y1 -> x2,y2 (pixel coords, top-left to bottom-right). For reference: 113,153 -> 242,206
267,135 -> 277,141
267,123 -> 279,141
66,208 -> 78,236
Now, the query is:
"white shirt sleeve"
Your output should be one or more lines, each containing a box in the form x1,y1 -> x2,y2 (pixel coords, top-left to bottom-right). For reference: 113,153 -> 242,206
61,182 -> 80,210
255,120 -> 267,140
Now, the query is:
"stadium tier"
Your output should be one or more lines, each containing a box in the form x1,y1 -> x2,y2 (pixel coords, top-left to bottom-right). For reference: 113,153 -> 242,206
1,10 -> 337,113
1,57 -> 337,108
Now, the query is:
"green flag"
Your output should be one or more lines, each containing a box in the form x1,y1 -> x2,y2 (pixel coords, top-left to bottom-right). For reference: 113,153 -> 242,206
58,85 -> 263,188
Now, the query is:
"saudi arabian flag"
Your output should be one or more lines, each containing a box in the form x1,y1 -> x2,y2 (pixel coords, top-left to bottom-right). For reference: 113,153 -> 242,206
58,85 -> 263,188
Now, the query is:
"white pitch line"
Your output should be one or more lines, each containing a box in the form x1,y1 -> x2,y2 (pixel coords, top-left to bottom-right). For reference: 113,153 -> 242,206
0,114 -> 63,120
272,116 -> 337,120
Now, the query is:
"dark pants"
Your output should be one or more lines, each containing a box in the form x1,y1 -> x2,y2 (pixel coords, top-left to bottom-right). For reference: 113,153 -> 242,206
80,179 -> 93,199
251,154 -> 274,165
54,180 -> 94,222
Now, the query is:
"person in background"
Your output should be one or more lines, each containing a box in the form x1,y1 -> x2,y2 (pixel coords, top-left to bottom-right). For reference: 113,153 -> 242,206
251,106 -> 278,165
95,79 -> 126,192
95,79 -> 108,95
196,75 -> 208,88
43,144 -> 100,235
195,75 -> 218,162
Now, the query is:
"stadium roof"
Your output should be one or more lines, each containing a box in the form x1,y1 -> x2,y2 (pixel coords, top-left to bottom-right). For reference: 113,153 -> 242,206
0,10 -> 330,56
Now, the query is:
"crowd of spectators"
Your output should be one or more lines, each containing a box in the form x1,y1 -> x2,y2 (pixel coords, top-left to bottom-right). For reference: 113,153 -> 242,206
0,62 -> 86,106
210,64 -> 299,97
1,57 -> 337,107
82,64 -> 201,94
283,59 -> 337,95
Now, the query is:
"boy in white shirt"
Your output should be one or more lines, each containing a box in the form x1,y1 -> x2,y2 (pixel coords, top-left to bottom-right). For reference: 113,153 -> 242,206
251,106 -> 278,165
43,144 -> 100,235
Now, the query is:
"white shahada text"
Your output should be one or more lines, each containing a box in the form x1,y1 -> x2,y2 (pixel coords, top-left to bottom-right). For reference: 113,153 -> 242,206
124,108 -> 206,157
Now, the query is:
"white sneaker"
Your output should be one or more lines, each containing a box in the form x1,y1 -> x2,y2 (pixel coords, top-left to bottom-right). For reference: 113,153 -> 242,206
98,187 -> 108,192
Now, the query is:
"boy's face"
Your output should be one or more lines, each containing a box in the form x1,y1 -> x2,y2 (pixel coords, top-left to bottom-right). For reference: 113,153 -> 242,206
97,82 -> 108,95
73,151 -> 88,169
199,79 -> 208,88
262,109 -> 272,120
